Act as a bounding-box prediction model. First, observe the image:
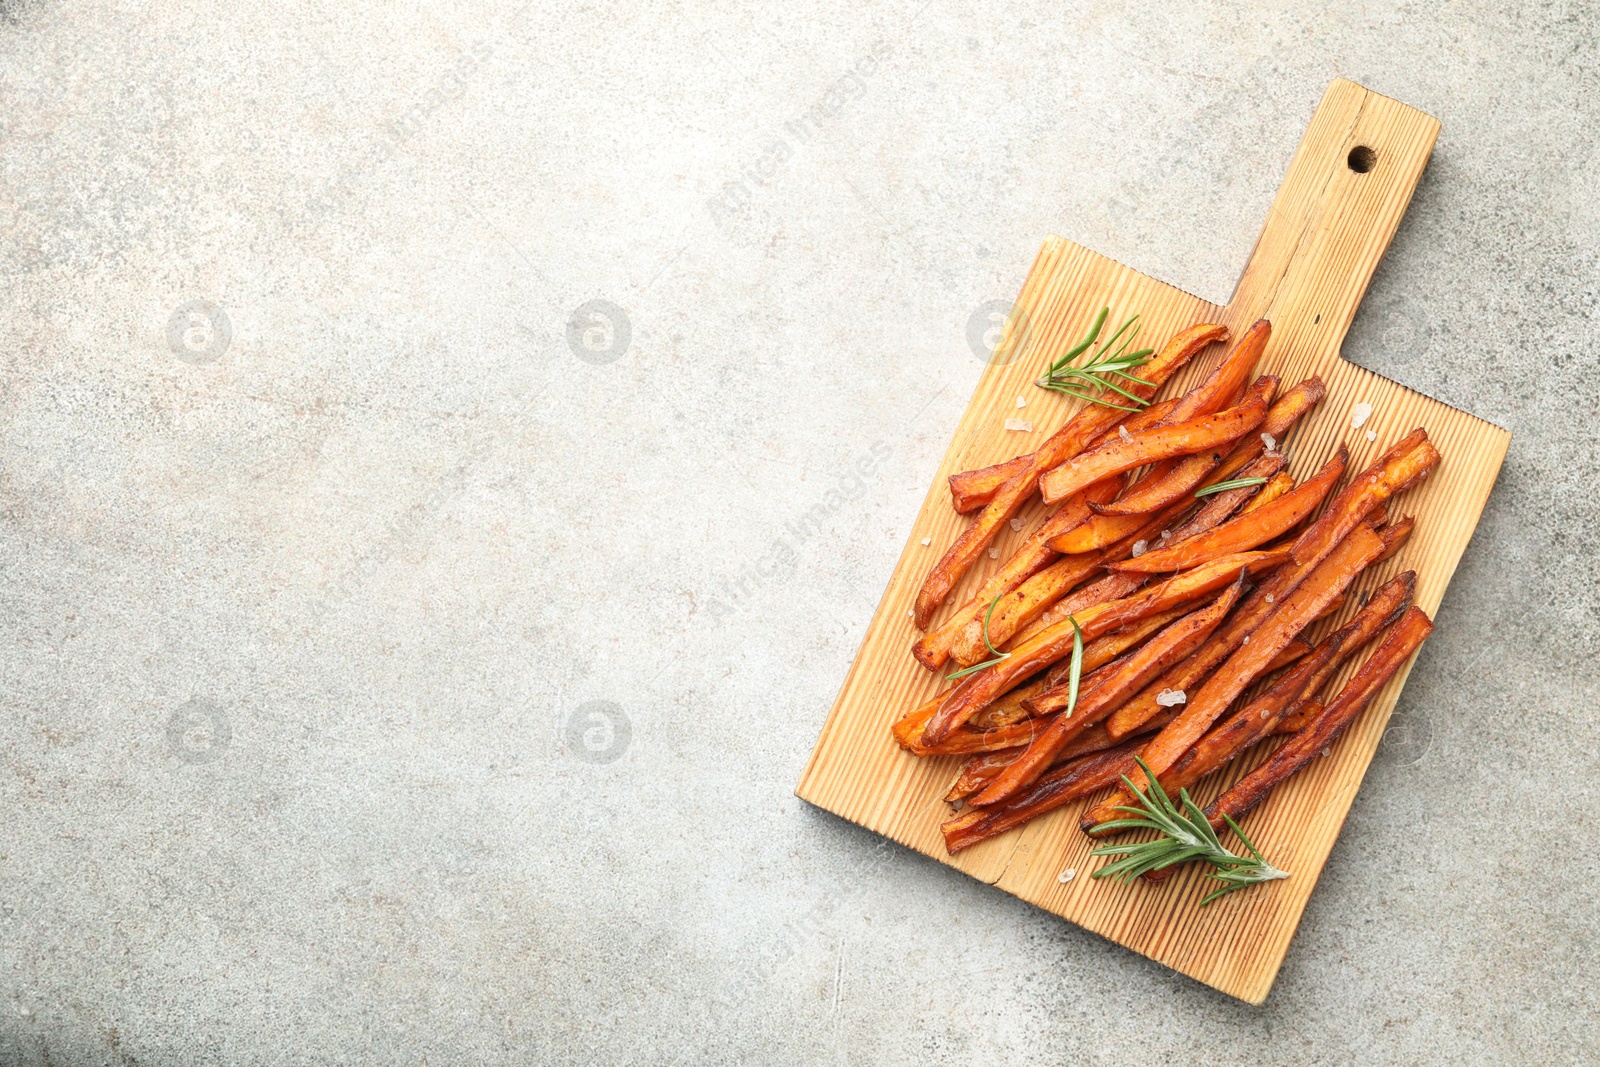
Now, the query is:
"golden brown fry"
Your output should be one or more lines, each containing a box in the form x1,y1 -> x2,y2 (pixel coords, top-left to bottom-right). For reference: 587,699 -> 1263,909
942,738 -> 1150,853
1196,375 -> 1325,484
1138,571 -> 1415,858
1081,523 -> 1389,828
1009,571 -> 1144,652
919,548 -> 1290,745
1204,606 -> 1435,829
1374,515 -> 1415,563
1112,447 -> 1348,574
967,675 -> 1051,730
970,579 -> 1246,807
1271,698 -> 1323,736
947,552 -> 1107,667
946,396 -> 1175,513
1166,454 -> 1286,543
949,454 -> 1034,514
911,477 -> 1122,671
1266,637 -> 1313,672
894,699 -> 1061,756
943,708 -> 1178,802
1092,377 -> 1280,516
1158,319 -> 1272,426
912,324 -> 1226,628
1239,471 -> 1295,515
1044,603 -> 1196,687
1290,429 -> 1440,567
1038,390 -> 1271,505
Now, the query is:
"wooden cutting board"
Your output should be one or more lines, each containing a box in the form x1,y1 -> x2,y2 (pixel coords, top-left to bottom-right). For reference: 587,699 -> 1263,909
795,79 -> 1510,1004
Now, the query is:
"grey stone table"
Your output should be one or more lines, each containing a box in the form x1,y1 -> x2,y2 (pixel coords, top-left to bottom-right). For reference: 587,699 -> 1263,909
2,1 -> 1595,1063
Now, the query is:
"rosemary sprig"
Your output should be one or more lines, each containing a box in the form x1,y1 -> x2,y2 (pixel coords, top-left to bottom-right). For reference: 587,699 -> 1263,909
945,593 -> 1011,681
1035,307 -> 1156,411
1194,476 -> 1269,498
1088,757 -> 1289,905
1062,616 -> 1084,716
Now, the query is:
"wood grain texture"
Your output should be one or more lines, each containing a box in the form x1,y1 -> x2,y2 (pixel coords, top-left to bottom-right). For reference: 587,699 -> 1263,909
794,80 -> 1511,1004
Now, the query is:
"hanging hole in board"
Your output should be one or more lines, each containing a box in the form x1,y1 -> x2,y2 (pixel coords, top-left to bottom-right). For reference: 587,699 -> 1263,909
1347,146 -> 1377,173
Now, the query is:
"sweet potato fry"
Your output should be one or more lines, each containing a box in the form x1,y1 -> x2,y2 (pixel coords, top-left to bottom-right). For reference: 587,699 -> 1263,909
1290,429 -> 1440,567
1204,606 -> 1435,829
1092,377 -> 1281,516
1048,503 -> 1163,554
944,398 -> 1178,519
1009,571 -> 1145,651
1038,390 -> 1271,505
943,738 -> 1151,853
1112,446 -> 1348,574
944,709 -> 1179,803
913,324 -> 1226,628
1266,636 -> 1313,672
970,579 -> 1246,806
920,548 -> 1290,745
895,699 -> 1063,756
1195,375 -> 1324,483
946,553 -> 1107,667
987,494 -> 1183,658
968,675 -> 1051,730
949,454 -> 1034,513
1044,603 -> 1195,687
912,477 -> 1123,671
1103,581 -> 1346,743
1081,523 -> 1389,826
1165,453 -> 1285,544
1271,698 -> 1323,735
1239,470 -> 1295,514
1374,514 -> 1415,562
1159,319 -> 1271,426
891,693 -> 944,750
1140,571 -> 1414,828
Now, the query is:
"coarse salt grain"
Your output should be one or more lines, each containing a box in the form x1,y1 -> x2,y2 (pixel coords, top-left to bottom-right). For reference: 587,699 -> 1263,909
988,547 -> 999,559
1016,396 -> 1027,409
1005,418 -> 1033,432
1119,425 -> 1133,443
1366,429 -> 1377,442
1260,707 -> 1270,719
1160,529 -> 1173,541
1155,688 -> 1187,707
1350,402 -> 1373,429
1009,518 -> 1025,532
1261,432 -> 1276,450
920,537 -> 931,546
1242,635 -> 1250,645
1057,868 -> 1076,884
1131,539 -> 1149,557
1264,593 -> 1274,604
1321,747 -> 1331,758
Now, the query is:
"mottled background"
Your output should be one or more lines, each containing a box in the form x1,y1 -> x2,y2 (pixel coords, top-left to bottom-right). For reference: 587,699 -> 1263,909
1,0 -> 1595,1063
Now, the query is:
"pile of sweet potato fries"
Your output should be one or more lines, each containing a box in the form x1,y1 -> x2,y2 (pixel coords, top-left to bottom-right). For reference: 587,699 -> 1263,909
895,317 -> 1439,865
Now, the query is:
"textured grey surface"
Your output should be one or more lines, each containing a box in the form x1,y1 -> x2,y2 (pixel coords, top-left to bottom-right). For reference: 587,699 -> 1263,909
1,0 -> 1596,1063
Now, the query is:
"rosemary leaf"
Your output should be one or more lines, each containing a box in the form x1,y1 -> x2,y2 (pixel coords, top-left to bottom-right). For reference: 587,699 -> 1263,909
945,593 -> 1011,682
1194,476 -> 1269,498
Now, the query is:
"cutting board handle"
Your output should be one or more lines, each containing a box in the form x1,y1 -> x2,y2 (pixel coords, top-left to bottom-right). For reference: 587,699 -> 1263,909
1227,79 -> 1440,379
